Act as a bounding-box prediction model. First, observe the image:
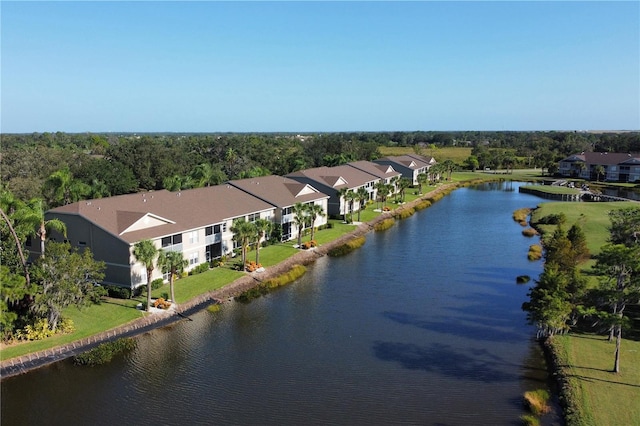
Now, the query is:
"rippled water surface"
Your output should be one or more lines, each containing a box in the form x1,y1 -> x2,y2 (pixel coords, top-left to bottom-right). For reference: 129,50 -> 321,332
1,182 -> 561,425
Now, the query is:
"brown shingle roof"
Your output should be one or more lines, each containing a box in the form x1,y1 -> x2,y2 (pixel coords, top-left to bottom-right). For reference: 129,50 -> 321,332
287,165 -> 378,189
228,175 -> 329,208
346,161 -> 402,180
48,185 -> 274,244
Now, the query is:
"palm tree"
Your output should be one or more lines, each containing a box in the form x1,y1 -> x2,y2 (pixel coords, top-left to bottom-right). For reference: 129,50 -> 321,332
336,187 -> 349,222
356,187 -> 369,222
442,160 -> 457,181
133,239 -> 159,312
253,218 -> 272,265
14,198 -> 67,258
292,202 -> 308,247
416,173 -> 429,194
397,178 -> 412,203
157,250 -> 187,303
305,203 -> 325,241
45,167 -> 90,206
377,183 -> 392,210
345,190 -> 358,223
595,165 -> 606,182
190,162 -> 214,188
231,218 -> 256,270
374,181 -> 387,211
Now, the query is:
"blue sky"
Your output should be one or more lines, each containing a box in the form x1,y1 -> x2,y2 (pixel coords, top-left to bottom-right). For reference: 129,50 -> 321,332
2,1 -> 638,133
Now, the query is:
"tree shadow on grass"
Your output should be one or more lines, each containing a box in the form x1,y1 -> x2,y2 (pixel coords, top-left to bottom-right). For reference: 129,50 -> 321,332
372,340 -> 518,383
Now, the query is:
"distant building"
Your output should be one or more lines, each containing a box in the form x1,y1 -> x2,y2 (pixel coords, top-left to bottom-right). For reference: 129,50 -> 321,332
558,152 -> 640,182
374,154 -> 436,185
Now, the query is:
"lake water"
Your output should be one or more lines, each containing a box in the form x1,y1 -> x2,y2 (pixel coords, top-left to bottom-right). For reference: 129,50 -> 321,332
1,182 -> 561,425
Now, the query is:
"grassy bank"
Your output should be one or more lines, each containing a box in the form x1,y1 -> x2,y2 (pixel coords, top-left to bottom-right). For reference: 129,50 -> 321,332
529,201 -> 640,424
551,334 -> 640,425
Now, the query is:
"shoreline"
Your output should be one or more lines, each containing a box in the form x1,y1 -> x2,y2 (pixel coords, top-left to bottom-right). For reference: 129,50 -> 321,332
0,182 -> 460,379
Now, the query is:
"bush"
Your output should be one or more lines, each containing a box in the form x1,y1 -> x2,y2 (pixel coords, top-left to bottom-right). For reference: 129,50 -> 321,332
528,244 -> 543,261
328,236 -> 366,257
235,265 -> 308,303
374,218 -> 395,231
516,275 -> 531,284
151,278 -> 164,290
190,263 -> 210,275
513,208 -> 532,226
414,200 -> 432,211
73,338 -> 136,366
520,414 -> 540,426
522,228 -> 538,237
104,285 -> 131,299
523,389 -> 550,416
245,261 -> 263,272
394,207 -> 415,220
538,213 -> 566,225
152,297 -> 172,309
301,240 -> 317,250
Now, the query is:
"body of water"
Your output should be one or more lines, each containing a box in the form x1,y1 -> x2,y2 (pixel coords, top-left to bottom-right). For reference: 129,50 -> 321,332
1,182 -> 561,425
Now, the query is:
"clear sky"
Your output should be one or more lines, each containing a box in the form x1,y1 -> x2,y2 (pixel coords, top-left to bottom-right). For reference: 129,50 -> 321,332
1,1 -> 639,133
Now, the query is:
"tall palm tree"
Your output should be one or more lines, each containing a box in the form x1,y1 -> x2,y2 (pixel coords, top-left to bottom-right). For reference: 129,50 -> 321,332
14,198 -> 67,258
345,190 -> 357,223
157,250 -> 187,303
442,160 -> 457,181
305,203 -> 325,241
190,162 -> 214,188
45,167 -> 90,206
416,173 -> 429,194
253,218 -> 272,265
231,218 -> 256,270
374,181 -> 387,211
292,202 -> 308,247
336,187 -> 349,222
356,187 -> 369,222
595,165 -> 606,182
133,239 -> 159,312
397,178 -> 412,203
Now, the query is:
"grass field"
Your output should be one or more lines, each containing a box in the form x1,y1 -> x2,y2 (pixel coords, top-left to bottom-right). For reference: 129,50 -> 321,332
379,146 -> 471,163
554,334 -> 640,426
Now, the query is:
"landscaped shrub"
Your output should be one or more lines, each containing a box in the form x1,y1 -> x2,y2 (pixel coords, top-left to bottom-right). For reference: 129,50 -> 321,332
374,218 -> 395,231
152,297 -> 172,309
245,261 -> 262,272
301,240 -> 317,250
104,285 -> 131,299
15,318 -> 74,341
190,263 -> 210,275
527,244 -> 543,261
522,227 -> 539,237
150,278 -> 164,290
537,213 -> 566,225
328,236 -> 366,257
73,337 -> 136,366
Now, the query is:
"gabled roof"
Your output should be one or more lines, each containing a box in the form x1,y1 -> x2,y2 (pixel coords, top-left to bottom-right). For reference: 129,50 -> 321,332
48,185 -> 275,244
287,165 -> 379,190
228,175 -> 329,208
346,161 -> 402,180
375,155 -> 433,170
561,152 -> 640,166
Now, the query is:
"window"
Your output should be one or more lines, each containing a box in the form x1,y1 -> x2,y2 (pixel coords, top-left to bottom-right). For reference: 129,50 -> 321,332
26,236 -> 32,247
161,234 -> 182,247
78,241 -> 87,247
205,226 -> 213,236
189,231 -> 198,244
248,213 -> 259,222
188,252 -> 199,266
283,206 -> 293,215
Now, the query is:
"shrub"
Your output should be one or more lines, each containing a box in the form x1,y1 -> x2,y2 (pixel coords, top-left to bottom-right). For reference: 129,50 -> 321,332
513,208 -> 532,226
190,263 -> 210,275
528,244 -> 543,261
104,285 -> 131,299
516,275 -> 531,284
537,213 -> 566,225
522,228 -> 538,237
328,236 -> 366,257
414,200 -> 432,211
374,218 -> 395,232
245,261 -> 263,272
263,264 -> 307,289
520,414 -> 540,426
73,338 -> 136,366
394,207 -> 415,220
15,319 -> 56,341
150,278 -> 164,290
301,240 -> 318,250
523,389 -> 550,416
152,297 -> 172,309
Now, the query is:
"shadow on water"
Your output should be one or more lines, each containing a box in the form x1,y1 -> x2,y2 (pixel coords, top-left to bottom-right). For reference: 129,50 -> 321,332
382,310 -> 525,343
372,341 -> 518,383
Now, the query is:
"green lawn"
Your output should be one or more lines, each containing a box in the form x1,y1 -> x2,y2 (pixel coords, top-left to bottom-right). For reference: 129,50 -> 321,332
378,146 -> 472,164
554,334 -> 640,426
530,201 -> 638,255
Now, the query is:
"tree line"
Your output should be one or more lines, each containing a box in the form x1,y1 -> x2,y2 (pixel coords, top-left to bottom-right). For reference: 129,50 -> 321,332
522,208 -> 640,373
